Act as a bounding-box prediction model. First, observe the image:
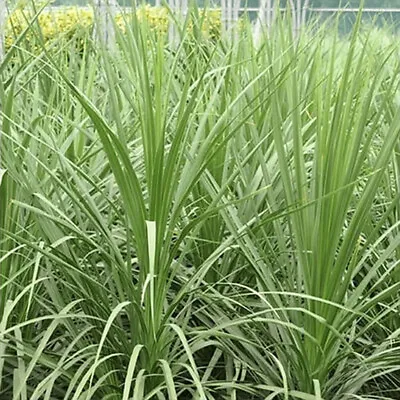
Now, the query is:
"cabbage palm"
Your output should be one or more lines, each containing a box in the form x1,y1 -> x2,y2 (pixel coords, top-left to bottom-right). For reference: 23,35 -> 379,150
1,5 -> 400,400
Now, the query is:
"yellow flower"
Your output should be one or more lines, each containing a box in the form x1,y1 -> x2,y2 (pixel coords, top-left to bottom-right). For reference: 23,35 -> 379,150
5,5 -> 222,51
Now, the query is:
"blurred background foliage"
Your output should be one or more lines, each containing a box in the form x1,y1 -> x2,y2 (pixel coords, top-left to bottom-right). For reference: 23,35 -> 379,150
44,1 -> 400,7
42,0 -> 400,32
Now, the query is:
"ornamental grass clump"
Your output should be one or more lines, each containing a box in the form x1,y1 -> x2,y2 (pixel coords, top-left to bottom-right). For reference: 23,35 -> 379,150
1,4 -> 400,399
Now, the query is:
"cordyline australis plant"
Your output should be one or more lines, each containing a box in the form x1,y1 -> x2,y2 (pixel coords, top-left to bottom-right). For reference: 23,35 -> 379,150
1,3 -> 400,400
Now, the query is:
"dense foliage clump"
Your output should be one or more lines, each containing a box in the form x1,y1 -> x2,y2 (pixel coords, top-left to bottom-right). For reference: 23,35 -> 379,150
1,5 -> 400,400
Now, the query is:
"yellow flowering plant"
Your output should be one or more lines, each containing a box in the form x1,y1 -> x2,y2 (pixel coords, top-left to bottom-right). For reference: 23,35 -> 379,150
5,6 -> 222,51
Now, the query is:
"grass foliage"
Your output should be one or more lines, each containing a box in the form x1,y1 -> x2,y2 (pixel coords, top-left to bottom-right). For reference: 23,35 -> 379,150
1,4 -> 400,399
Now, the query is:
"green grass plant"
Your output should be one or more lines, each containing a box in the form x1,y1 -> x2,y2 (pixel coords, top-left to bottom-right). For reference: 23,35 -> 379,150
1,5 -> 400,399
